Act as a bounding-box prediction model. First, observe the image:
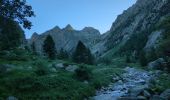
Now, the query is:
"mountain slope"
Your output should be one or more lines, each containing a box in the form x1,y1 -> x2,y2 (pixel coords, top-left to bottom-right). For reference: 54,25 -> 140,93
92,0 -> 170,58
28,25 -> 101,55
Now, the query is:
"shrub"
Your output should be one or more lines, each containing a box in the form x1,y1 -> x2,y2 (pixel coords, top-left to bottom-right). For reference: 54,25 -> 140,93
97,57 -> 112,65
34,61 -> 50,76
126,55 -> 131,63
0,64 -> 7,75
147,48 -> 158,62
91,79 -> 102,89
57,48 -> 69,60
75,66 -> 92,81
0,49 -> 29,61
139,51 -> 148,66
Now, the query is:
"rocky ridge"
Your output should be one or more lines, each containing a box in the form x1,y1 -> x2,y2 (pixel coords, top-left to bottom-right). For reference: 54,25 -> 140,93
92,0 -> 170,57
28,25 -> 101,55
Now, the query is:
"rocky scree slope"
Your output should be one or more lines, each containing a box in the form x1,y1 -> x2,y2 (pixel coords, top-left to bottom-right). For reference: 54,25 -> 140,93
28,24 -> 101,55
92,0 -> 170,57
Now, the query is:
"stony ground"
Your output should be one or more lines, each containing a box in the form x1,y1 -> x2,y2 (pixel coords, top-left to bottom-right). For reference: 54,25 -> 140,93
93,67 -> 157,100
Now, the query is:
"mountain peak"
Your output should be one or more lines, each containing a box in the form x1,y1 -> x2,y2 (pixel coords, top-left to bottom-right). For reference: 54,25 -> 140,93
32,32 -> 38,37
53,26 -> 61,30
82,27 -> 96,31
82,27 -> 100,35
64,24 -> 74,30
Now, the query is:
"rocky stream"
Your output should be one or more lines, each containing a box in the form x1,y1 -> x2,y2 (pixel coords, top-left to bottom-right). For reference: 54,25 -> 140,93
93,67 -> 166,100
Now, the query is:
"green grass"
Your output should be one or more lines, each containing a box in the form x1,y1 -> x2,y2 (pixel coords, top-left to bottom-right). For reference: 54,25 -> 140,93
0,53 -> 126,100
0,50 -> 157,100
151,73 -> 170,93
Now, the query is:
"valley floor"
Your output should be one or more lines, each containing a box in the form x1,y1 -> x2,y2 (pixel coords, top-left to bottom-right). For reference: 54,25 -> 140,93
0,53 -> 170,100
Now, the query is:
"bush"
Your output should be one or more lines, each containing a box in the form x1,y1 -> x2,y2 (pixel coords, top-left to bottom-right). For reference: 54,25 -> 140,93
139,51 -> 148,66
147,48 -> 158,62
0,49 -> 30,61
0,64 -> 7,75
75,66 -> 92,81
91,79 -> 102,89
34,61 -> 50,76
126,55 -> 131,63
57,48 -> 69,60
97,57 -> 112,65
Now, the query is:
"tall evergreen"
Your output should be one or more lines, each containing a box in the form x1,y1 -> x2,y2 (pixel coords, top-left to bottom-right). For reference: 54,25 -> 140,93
73,41 -> 93,64
0,17 -> 24,50
0,0 -> 34,50
58,48 -> 69,59
43,35 -> 56,59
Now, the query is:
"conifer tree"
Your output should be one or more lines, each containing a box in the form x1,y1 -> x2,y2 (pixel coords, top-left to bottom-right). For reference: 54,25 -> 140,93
58,48 -> 69,59
73,41 -> 93,64
0,0 -> 34,50
0,17 -> 24,50
43,35 -> 56,59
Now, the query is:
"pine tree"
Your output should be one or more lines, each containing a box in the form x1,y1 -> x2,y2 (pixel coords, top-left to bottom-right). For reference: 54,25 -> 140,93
58,48 -> 69,59
0,0 -> 34,50
43,35 -> 56,59
73,41 -> 93,64
0,17 -> 24,50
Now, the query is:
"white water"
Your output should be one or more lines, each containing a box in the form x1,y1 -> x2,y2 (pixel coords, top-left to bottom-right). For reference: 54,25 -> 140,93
94,67 -> 154,100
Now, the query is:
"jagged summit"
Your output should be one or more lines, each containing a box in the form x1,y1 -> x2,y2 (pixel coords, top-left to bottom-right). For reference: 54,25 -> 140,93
82,27 -> 101,35
63,24 -> 74,30
29,24 -> 101,55
82,27 -> 95,31
31,32 -> 38,38
53,25 -> 61,30
92,0 -> 170,57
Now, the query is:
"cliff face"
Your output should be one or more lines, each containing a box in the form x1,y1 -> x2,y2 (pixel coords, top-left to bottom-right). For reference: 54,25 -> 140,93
28,25 -> 101,55
92,0 -> 170,57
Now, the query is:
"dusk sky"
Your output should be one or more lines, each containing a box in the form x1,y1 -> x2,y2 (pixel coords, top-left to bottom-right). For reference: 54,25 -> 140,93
25,0 -> 137,38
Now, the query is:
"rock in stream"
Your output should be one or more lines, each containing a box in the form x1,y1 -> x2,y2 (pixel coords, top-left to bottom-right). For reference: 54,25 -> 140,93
93,67 -> 155,100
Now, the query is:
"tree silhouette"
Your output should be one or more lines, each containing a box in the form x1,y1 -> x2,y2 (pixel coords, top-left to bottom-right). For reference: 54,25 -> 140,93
0,0 -> 35,29
73,41 -> 93,64
43,35 -> 56,59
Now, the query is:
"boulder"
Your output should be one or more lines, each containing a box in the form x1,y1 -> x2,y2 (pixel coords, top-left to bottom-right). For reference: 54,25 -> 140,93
129,85 -> 147,96
6,96 -> 18,100
118,97 -> 145,100
65,65 -> 78,72
137,96 -> 147,100
52,63 -> 64,69
148,58 -> 166,70
0,64 -> 15,74
160,89 -> 170,100
112,76 -> 120,82
143,90 -> 151,98
150,95 -> 164,100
